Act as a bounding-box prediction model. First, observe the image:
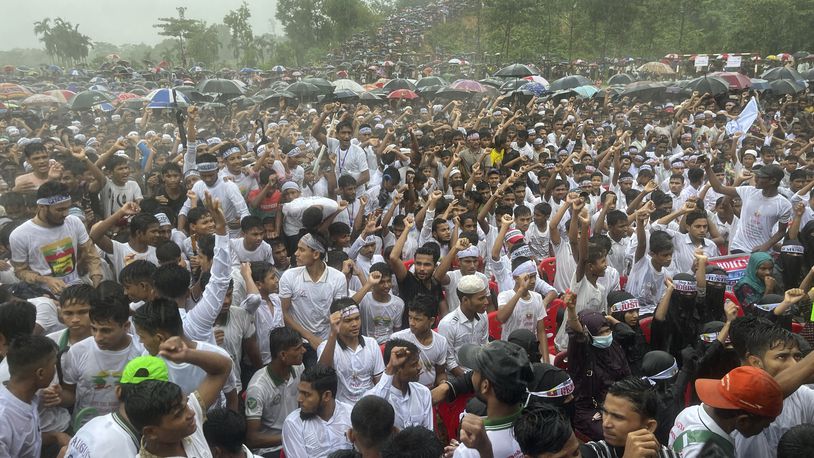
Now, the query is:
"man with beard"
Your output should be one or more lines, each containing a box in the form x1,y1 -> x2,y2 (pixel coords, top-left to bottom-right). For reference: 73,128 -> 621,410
282,365 -> 353,458
10,181 -> 104,294
389,215 -> 445,318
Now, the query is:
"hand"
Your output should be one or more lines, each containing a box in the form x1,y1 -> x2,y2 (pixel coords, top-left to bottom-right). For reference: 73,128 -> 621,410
40,276 -> 66,295
459,414 -> 492,455
363,214 -> 380,235
368,271 -> 383,286
404,215 -> 415,230
214,329 -> 225,346
794,201 -> 805,217
518,272 -> 533,292
784,288 -> 806,304
118,201 -> 141,216
564,290 -> 576,310
665,276 -> 674,289
41,384 -> 63,408
764,275 -> 776,293
337,200 -> 349,212
158,336 -> 191,363
329,310 -> 342,335
186,190 -> 198,205
693,248 -> 708,264
359,194 -> 369,208
240,261 -> 251,279
387,346 -> 410,370
571,197 -> 586,212
682,200 -> 696,213
48,161 -> 64,181
70,146 -> 87,161
430,190 -> 443,202
501,214 -> 514,228
644,180 -> 657,193
203,191 -> 226,235
622,429 -> 660,458
455,237 -> 471,252
724,300 -> 739,322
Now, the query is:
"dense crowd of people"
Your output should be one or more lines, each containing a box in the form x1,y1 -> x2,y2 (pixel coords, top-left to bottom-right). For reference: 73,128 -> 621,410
3,4 -> 814,458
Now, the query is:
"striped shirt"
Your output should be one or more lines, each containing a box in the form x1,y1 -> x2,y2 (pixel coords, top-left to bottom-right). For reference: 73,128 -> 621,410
582,440 -> 677,458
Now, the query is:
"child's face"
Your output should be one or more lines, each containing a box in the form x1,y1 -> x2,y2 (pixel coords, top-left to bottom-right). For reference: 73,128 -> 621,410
332,232 -> 351,248
452,186 -> 464,201
651,250 -> 673,269
260,271 -> 279,294
408,311 -> 434,335
533,210 -> 548,228
123,281 -> 151,302
624,309 -> 639,327
92,319 -> 130,351
588,257 -> 608,278
60,300 -> 91,336
190,214 -> 215,236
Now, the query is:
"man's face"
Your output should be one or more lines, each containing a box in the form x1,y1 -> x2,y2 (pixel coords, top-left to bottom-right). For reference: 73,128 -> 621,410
337,127 -> 353,145
281,342 -> 306,366
669,178 -> 684,194
272,244 -> 289,267
462,288 -> 489,314
60,170 -> 79,191
163,170 -> 181,188
297,381 -> 324,418
735,414 -> 774,438
501,193 -> 516,208
601,393 -> 651,447
515,213 -> 532,232
750,342 -> 802,377
152,395 -> 197,442
487,173 -> 500,188
339,311 -> 362,338
294,240 -> 319,267
243,227 -> 265,251
407,310 -> 434,335
42,201 -> 72,226
200,170 -> 218,187
434,223 -> 451,243
28,151 -> 50,174
225,154 -> 242,171
141,224 -> 162,246
190,214 -> 215,235
413,253 -> 435,280
92,319 -> 129,351
60,300 -> 91,337
123,281 -> 151,302
754,175 -> 775,190
688,217 -> 708,241
553,184 -> 567,201
340,184 -> 356,201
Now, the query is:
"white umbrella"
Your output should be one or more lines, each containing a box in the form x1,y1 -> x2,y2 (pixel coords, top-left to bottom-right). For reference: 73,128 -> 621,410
332,79 -> 365,93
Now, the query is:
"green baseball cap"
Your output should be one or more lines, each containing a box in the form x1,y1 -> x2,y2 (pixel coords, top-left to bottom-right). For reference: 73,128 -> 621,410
120,356 -> 169,384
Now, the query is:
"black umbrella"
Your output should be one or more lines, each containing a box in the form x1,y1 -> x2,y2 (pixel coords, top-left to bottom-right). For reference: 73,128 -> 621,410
595,86 -> 625,99
479,78 -> 505,88
803,69 -> 814,82
303,77 -> 335,96
286,81 -> 321,100
620,81 -> 668,99
761,67 -> 803,81
607,73 -> 635,85
260,91 -> 297,109
358,91 -> 385,105
416,76 -> 447,88
383,78 -> 416,92
197,78 -> 244,95
432,87 -> 470,100
499,79 -> 528,93
416,84 -> 444,95
507,89 -> 535,104
793,51 -> 810,59
684,75 -> 730,96
494,64 -> 537,78
769,79 -> 806,95
549,75 -> 593,91
325,89 -> 360,102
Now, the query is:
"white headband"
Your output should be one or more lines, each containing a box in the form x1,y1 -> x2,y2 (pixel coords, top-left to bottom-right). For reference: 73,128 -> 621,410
197,162 -> 219,172
512,260 -> 537,277
340,304 -> 360,319
644,360 -> 678,385
673,279 -> 697,293
610,298 -> 640,313
37,195 -> 71,206
782,244 -> 804,254
525,378 -> 575,404
154,213 -> 171,227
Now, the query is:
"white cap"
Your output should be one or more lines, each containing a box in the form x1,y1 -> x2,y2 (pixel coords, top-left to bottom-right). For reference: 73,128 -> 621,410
457,275 -> 487,294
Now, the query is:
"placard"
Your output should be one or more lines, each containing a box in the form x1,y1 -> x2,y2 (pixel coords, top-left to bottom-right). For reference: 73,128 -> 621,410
727,55 -> 742,67
695,55 -> 709,67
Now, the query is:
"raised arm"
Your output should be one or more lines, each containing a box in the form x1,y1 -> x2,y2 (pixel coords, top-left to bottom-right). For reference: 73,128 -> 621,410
634,208 -> 649,262
310,102 -> 337,146
89,202 -> 141,254
158,336 -> 231,410
574,206 -> 591,282
703,159 -> 740,198
388,215 -> 415,282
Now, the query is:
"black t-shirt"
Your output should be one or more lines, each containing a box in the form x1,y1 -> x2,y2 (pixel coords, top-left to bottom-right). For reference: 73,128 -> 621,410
397,271 -> 444,321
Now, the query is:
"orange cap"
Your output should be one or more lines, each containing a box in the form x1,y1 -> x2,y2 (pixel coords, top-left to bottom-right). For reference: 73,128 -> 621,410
695,366 -> 782,418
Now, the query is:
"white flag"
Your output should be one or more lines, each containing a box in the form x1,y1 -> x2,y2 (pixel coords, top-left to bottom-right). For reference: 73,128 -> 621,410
726,97 -> 759,136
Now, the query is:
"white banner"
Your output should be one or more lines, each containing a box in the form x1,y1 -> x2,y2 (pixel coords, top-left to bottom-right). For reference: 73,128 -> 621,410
695,55 -> 709,66
727,55 -> 742,67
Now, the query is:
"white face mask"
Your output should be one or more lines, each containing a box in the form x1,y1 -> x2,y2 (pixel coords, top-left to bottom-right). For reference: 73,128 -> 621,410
590,333 -> 613,349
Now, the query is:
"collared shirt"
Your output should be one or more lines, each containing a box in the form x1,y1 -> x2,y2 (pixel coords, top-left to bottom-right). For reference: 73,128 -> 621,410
317,336 -> 385,404
279,263 -> 348,340
669,404 -> 735,458
245,365 -> 304,455
453,408 -> 524,458
582,440 -> 676,458
364,373 -> 433,430
437,307 -> 489,359
282,401 -> 353,458
732,386 -> 814,458
651,222 -> 719,276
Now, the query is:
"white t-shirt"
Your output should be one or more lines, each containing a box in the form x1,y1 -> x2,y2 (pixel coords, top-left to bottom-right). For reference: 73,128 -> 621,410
0,385 -> 41,458
282,400 -> 353,458
390,329 -> 456,387
240,293 -> 284,365
280,197 -> 339,237
551,238 -> 577,294
230,239 -> 273,266
364,373 -> 433,430
245,365 -> 304,455
732,386 -> 814,458
497,289 -> 546,341
135,392 -> 211,458
219,168 -> 259,196
213,306 -> 256,390
730,186 -> 791,253
108,240 -> 158,279
32,296 -> 63,335
453,410 -> 523,458
316,336 -> 385,404
669,404 -> 734,458
10,215 -> 89,286
163,340 -> 236,408
278,264 -> 348,340
525,223 -> 551,260
625,255 -> 666,315
62,336 -> 144,427
64,412 -> 139,458
437,307 -> 489,359
327,137 -> 369,196
555,275 -> 606,350
358,292 -> 404,344
99,179 -> 143,218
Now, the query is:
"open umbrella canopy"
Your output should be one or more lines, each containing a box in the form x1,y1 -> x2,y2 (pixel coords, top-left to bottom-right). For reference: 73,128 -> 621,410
500,79 -> 529,92
802,69 -> 814,82
710,72 -> 752,90
69,90 -> 114,110
416,76 -> 448,88
197,78 -> 244,95
684,75 -> 730,95
22,94 -> 60,105
518,82 -> 547,96
479,78 -> 505,89
328,89 -> 360,101
42,89 -> 75,104
750,78 -> 771,91
303,77 -> 335,95
608,73 -> 635,85
383,78 -> 416,92
621,81 -> 668,99
572,85 -> 599,98
0,83 -> 33,100
450,79 -> 486,93
523,75 -> 550,86
286,81 -> 321,99
146,88 -> 189,109
769,79 -> 806,95
387,89 -> 418,100
761,66 -> 803,81
432,87 -> 470,100
549,75 -> 593,91
332,79 -> 365,93
271,65 -> 286,73
260,91 -> 296,109
637,62 -> 676,75
494,63 -> 537,78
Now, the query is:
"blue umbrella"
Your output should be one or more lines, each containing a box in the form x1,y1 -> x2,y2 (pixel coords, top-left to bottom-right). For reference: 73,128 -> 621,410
240,68 -> 257,74
518,82 -> 547,96
146,88 -> 190,109
94,102 -> 115,112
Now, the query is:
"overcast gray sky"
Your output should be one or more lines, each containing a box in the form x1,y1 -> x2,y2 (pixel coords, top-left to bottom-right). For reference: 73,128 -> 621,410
1,0 -> 280,50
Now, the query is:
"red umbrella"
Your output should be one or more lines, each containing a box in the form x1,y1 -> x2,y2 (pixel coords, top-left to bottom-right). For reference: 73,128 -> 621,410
710,72 -> 752,90
387,89 -> 418,100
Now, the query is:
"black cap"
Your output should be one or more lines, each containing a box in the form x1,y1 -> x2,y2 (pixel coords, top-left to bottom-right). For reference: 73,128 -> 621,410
754,164 -> 784,183
458,340 -> 534,390
507,329 -> 540,363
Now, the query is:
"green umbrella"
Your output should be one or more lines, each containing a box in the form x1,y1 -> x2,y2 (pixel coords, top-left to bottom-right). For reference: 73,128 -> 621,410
69,90 -> 114,110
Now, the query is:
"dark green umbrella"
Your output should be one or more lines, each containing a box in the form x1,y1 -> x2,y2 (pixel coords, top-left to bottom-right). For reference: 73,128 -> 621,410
620,81 -> 668,99
416,76 -> 447,88
260,91 -> 296,109
432,87 -> 470,100
69,90 -> 114,110
684,75 -> 730,96
608,73 -> 635,85
761,67 -> 803,81
383,78 -> 416,92
549,75 -> 593,91
358,91 -> 385,105
769,79 -> 806,95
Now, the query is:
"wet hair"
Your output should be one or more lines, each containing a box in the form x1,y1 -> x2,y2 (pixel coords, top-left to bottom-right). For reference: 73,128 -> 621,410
534,202 -> 552,216
155,241 -> 182,265
59,284 -> 97,307
187,206 -> 211,226
197,234 -> 215,259
96,280 -> 126,303
370,262 -> 392,278
119,260 -> 157,286
606,376 -> 658,420
203,408 -> 246,454
124,380 -> 184,432
301,364 -> 338,399
130,213 -> 159,237
268,327 -> 302,358
6,334 -> 55,377
742,319 -> 798,360
36,181 -> 70,201
380,426 -> 443,458
152,264 -> 191,299
383,338 -> 419,366
413,246 -> 439,264
514,205 -> 531,218
407,294 -> 438,318
106,154 -> 129,171
326,249 -> 349,270
607,210 -> 628,227
685,210 -> 709,226
89,293 -> 130,325
338,174 -> 357,189
161,162 -> 181,175
778,424 -> 814,458
329,297 -> 358,314
350,396 -> 396,449
23,141 -> 46,157
513,405 -> 573,456
132,297 -> 183,337
0,300 -> 36,342
240,215 -> 263,233
329,222 -> 351,237
249,261 -> 276,283
649,230 -> 673,254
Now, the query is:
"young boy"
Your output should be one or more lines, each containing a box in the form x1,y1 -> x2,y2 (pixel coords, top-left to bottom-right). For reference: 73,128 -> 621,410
364,339 -> 433,430
89,203 -> 160,277
212,277 -> 261,392
60,295 -> 144,427
0,335 -> 57,457
353,263 -> 404,344
390,295 -> 458,387
181,206 -> 215,261
627,208 -> 673,316
47,284 -> 95,351
119,260 -> 157,308
317,298 -> 385,404
98,154 -> 143,218
497,257 -> 548,362
242,261 -> 284,365
230,215 -> 273,266
525,202 -> 552,260
245,327 -> 305,456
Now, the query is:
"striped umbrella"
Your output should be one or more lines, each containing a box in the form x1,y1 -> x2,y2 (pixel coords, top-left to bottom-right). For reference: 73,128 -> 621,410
43,90 -> 75,104
0,83 -> 33,100
146,88 -> 190,109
